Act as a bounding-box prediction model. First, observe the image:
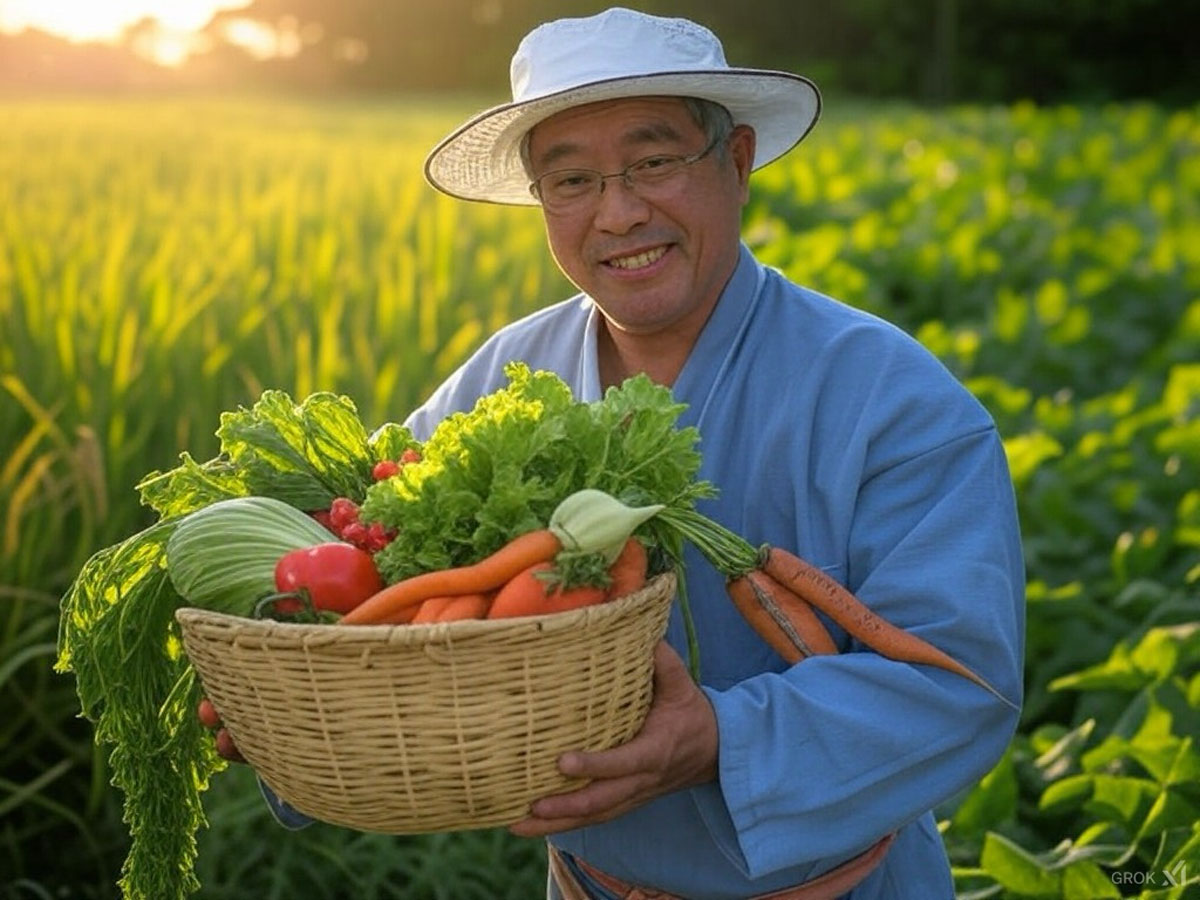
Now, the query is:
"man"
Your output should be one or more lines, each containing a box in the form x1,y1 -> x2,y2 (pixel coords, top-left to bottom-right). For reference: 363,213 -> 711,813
238,8 -> 1025,898
411,8 -> 1024,898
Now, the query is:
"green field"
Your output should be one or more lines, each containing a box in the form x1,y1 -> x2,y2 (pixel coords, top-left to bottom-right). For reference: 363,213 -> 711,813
2,95 -> 1198,899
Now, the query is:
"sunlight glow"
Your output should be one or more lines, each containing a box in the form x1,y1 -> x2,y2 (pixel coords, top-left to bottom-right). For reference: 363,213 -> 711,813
0,0 -> 252,65
0,0 -> 247,42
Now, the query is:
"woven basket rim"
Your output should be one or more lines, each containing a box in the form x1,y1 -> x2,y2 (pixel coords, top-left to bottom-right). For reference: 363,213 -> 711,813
175,570 -> 675,644
175,571 -> 676,833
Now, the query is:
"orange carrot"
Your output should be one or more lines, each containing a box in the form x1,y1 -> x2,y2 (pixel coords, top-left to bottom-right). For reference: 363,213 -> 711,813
339,529 -> 562,625
727,574 -> 803,663
761,546 -> 1014,705
727,570 -> 837,663
411,596 -> 447,624
752,569 -> 838,657
411,592 -> 493,623
607,537 -> 648,600
488,562 -> 608,619
435,593 -> 492,621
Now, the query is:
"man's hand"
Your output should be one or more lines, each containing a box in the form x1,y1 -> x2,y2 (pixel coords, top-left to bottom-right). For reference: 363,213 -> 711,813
197,696 -> 246,763
508,641 -> 718,837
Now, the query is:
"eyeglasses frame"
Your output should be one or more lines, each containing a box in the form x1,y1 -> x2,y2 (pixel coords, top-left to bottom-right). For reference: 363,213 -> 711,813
528,135 -> 724,212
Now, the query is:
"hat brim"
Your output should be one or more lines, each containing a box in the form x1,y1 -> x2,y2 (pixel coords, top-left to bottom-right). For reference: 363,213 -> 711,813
424,69 -> 821,205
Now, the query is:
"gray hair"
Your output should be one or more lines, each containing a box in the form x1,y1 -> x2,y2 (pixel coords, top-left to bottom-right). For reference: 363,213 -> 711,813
681,97 -> 735,159
519,96 -> 735,181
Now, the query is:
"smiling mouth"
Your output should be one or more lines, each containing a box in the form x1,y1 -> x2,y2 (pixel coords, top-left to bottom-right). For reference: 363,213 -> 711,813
604,245 -> 668,271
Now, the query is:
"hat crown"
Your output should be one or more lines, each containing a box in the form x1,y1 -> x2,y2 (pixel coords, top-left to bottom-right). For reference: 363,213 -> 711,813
510,7 -> 729,104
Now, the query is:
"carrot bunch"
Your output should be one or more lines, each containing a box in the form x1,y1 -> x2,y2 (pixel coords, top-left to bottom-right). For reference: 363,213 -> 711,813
657,507 -> 1017,708
340,534 -> 649,625
341,488 -> 662,625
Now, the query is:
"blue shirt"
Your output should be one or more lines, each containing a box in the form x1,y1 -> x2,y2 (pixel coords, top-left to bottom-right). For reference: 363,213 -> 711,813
405,244 -> 1025,899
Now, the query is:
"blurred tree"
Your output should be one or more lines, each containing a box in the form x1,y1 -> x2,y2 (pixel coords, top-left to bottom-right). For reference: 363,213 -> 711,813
2,0 -> 1196,102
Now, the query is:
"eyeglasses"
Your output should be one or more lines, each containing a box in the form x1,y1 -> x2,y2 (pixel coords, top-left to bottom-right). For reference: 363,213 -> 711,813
529,137 -> 721,214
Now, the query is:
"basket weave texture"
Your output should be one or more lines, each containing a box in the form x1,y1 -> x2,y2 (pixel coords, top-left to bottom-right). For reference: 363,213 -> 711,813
176,572 -> 675,833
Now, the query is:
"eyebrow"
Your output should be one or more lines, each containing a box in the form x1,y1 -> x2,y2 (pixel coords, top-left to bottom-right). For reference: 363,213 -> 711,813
533,121 -> 687,170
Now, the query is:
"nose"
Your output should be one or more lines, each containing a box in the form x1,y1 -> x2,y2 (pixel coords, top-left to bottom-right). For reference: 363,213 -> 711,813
591,175 -> 651,234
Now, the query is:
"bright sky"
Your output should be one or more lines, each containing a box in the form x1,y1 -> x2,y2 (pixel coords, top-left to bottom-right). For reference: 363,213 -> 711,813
0,0 -> 259,65
0,0 -> 249,41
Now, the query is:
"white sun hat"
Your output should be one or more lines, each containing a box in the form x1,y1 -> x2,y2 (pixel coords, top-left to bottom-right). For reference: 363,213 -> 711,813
424,6 -> 821,206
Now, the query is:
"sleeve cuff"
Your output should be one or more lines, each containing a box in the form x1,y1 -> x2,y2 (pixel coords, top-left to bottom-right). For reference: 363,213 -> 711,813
257,776 -> 316,830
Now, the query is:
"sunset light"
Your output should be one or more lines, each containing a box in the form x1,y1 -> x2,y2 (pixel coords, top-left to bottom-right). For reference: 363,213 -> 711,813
0,0 -> 252,64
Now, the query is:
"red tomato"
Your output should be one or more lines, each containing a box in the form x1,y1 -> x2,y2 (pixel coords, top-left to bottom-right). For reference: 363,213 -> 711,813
274,543 -> 384,614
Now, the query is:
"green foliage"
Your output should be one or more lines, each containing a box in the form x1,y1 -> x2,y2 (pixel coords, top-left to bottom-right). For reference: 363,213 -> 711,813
193,767 -> 547,899
2,96 -> 1197,898
364,362 -> 706,583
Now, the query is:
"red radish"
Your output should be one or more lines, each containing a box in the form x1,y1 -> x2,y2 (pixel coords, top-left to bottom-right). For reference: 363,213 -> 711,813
372,460 -> 401,481
197,698 -> 221,730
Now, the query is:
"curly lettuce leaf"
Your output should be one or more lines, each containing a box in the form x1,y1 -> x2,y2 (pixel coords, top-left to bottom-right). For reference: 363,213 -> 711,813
363,362 -> 713,583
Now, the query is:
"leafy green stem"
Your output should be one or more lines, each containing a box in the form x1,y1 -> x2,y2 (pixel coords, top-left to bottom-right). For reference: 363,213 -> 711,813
656,507 -> 759,578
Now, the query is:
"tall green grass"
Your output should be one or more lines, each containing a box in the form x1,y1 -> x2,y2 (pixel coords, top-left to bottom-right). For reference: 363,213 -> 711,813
2,95 -> 1197,898
1,94 -> 569,898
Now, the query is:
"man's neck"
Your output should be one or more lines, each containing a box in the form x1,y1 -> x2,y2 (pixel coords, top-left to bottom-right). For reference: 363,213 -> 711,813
597,324 -> 695,389
594,244 -> 745,388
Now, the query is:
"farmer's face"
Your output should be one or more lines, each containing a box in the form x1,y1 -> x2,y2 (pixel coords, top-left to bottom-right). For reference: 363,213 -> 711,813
526,97 -> 754,341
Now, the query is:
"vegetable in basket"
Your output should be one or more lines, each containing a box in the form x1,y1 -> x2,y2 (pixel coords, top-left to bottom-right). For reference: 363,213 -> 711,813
54,365 -> 712,900
487,537 -> 647,619
272,542 -> 384,615
165,495 -> 341,612
54,389 -> 409,900
399,534 -> 650,623
340,489 -> 663,624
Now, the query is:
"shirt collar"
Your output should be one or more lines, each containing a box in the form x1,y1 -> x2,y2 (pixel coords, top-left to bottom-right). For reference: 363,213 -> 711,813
579,242 -> 763,415
671,243 -> 763,429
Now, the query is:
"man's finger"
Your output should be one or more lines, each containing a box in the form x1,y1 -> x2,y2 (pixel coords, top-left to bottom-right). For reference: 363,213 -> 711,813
556,737 -> 656,780
510,779 -> 643,837
530,772 -> 649,820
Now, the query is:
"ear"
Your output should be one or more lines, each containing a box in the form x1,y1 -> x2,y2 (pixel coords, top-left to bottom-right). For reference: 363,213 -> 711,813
728,124 -> 756,202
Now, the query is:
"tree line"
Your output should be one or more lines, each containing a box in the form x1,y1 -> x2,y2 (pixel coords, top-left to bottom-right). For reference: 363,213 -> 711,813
2,0 -> 1196,104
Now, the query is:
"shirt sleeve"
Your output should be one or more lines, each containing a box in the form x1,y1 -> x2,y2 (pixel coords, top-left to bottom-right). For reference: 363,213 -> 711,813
257,776 -> 315,830
691,423 -> 1025,880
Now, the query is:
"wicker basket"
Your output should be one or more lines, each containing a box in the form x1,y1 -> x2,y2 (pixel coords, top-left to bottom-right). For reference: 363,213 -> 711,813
175,572 -> 675,833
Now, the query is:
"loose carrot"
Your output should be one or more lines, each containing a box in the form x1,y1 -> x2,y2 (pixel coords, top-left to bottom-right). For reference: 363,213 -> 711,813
339,529 -> 562,625
727,574 -> 805,663
761,546 -> 1014,706
488,562 -> 608,619
726,570 -> 835,662
747,568 -> 839,659
607,537 -> 649,600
